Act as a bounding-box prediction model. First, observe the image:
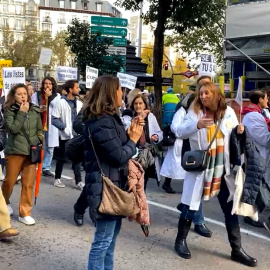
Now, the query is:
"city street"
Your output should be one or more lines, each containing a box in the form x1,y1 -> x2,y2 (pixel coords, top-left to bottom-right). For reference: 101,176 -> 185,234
1,162 -> 269,270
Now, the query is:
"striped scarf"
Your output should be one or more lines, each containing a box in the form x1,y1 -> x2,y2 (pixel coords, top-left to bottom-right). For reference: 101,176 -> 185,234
203,124 -> 225,200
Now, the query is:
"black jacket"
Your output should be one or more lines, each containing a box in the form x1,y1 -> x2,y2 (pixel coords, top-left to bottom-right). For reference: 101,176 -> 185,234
0,111 -> 6,151
84,113 -> 136,223
230,127 -> 269,212
73,109 -> 84,135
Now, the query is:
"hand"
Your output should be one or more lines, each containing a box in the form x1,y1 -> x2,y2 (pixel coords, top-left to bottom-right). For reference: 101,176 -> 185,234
40,105 -> 47,112
140,110 -> 150,119
197,117 -> 214,129
151,134 -> 158,142
237,124 -> 244,134
20,102 -> 29,112
132,116 -> 145,127
128,119 -> 143,143
45,88 -> 52,97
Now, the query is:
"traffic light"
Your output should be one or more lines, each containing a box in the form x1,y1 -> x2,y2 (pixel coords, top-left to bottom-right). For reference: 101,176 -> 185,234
163,62 -> 169,70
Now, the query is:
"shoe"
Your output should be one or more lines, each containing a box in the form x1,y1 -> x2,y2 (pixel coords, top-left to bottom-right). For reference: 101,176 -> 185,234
231,247 -> 257,267
54,179 -> 65,188
42,170 -> 54,177
16,175 -> 21,184
176,203 -> 183,212
162,184 -> 176,194
74,212 -> 84,226
194,224 -> 212,238
0,173 -> 5,181
244,217 -> 264,228
75,182 -> 85,191
174,217 -> 192,259
263,220 -> 270,233
0,228 -> 19,240
18,216 -> 35,226
7,204 -> 13,216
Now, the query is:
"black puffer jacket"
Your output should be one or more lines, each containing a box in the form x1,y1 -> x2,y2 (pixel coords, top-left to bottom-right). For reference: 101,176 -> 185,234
84,113 -> 136,223
230,127 -> 268,212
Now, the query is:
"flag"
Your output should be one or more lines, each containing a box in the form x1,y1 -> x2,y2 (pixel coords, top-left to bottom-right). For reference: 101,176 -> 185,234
235,77 -> 243,106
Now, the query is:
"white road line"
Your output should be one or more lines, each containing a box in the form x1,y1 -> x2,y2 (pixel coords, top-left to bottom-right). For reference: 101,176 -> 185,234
50,172 -> 73,180
147,200 -> 270,243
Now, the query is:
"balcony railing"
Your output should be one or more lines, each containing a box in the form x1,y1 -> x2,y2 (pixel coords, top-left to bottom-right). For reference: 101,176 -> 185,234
25,10 -> 38,16
43,17 -> 51,23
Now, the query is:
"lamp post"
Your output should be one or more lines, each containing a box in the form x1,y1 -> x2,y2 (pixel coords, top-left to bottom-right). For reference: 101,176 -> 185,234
137,1 -> 143,57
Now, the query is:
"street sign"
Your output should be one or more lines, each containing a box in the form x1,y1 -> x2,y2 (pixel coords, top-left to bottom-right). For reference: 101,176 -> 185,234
103,55 -> 126,65
112,38 -> 127,47
91,26 -> 127,37
91,16 -> 128,27
106,47 -> 127,56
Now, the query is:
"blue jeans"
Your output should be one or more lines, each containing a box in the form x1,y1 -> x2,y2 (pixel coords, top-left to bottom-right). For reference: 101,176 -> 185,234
88,219 -> 122,270
42,131 -> 54,171
181,200 -> 205,225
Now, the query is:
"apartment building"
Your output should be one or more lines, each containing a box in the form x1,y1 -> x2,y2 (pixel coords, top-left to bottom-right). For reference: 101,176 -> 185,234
0,0 -> 39,45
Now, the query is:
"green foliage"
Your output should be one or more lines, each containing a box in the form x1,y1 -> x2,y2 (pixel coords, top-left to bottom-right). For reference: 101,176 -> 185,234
65,19 -> 125,79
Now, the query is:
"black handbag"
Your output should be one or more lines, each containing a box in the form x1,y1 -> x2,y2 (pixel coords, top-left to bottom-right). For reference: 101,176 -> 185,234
65,135 -> 84,162
162,123 -> 176,146
22,129 -> 42,164
181,121 -> 221,172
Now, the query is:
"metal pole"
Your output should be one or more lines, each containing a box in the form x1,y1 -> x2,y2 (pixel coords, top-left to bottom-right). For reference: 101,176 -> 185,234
137,1 -> 143,57
226,40 -> 270,76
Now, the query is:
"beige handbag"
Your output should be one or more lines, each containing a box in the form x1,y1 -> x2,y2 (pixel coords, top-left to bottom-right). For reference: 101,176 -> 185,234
88,127 -> 140,217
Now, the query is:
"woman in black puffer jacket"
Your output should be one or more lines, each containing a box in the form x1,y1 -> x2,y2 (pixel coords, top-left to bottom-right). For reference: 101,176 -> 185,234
83,75 -> 143,270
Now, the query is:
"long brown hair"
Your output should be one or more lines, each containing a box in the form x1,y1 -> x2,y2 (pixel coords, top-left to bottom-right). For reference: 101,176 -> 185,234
4,83 -> 31,111
193,82 -> 227,120
130,94 -> 149,112
83,75 -> 120,120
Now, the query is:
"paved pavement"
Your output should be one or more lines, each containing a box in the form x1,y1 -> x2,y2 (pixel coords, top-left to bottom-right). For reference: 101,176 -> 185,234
0,162 -> 270,270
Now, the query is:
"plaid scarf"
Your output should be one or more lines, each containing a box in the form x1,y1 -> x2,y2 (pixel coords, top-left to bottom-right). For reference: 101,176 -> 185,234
203,124 -> 225,200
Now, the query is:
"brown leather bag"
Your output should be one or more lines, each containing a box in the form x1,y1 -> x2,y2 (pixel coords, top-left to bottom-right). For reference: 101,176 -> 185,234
88,127 -> 140,217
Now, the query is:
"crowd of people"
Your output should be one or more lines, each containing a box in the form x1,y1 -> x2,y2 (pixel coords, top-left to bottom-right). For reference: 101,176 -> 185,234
0,74 -> 270,270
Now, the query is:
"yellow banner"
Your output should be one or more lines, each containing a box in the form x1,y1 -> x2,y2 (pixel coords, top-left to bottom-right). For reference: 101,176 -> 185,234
0,60 -> 12,89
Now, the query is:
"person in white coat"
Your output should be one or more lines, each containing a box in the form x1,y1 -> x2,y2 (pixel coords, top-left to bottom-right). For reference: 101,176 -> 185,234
31,77 -> 61,178
242,90 -> 270,228
52,80 -> 83,190
174,82 -> 257,267
122,94 -> 163,189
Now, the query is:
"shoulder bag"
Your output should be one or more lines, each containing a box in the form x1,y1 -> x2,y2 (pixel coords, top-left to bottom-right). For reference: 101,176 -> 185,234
88,126 -> 140,217
181,121 -> 221,172
22,128 -> 42,164
162,123 -> 176,147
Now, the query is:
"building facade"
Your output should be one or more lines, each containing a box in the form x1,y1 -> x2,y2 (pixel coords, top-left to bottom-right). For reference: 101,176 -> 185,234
0,0 -> 39,45
39,0 -> 122,36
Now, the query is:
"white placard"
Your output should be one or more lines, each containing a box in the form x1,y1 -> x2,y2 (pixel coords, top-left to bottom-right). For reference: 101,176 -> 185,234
117,72 -> 137,90
106,47 -> 127,56
199,54 -> 216,77
56,66 -> 78,82
86,66 -> 99,88
2,67 -> 25,96
38,47 -> 53,65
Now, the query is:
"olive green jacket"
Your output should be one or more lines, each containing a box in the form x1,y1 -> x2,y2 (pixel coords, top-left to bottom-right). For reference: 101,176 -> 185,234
4,103 -> 43,156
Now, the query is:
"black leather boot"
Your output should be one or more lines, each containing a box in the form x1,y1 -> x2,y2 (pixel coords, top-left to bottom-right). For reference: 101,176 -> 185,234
174,217 -> 192,259
162,178 -> 176,194
226,223 -> 257,267
194,224 -> 212,238
74,212 -> 84,226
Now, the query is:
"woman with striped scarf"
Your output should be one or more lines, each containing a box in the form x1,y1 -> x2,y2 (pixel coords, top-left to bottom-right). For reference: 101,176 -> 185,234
174,82 -> 257,267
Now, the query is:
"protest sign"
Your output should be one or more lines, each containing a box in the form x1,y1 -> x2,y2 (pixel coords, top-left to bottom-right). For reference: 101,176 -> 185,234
38,47 -> 53,65
0,60 -> 12,89
2,67 -> 25,96
199,54 -> 216,77
86,66 -> 99,88
117,72 -> 137,89
56,66 -> 78,82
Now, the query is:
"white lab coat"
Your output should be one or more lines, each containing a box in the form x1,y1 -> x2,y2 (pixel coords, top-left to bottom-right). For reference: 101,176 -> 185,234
160,107 -> 186,179
242,111 -> 270,188
178,106 -> 239,211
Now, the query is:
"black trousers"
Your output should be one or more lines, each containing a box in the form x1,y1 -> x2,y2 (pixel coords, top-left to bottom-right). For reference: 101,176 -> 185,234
54,138 -> 82,184
181,177 -> 239,227
74,185 -> 88,215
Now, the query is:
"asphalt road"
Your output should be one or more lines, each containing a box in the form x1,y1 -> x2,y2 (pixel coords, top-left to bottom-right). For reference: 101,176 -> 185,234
0,162 -> 270,270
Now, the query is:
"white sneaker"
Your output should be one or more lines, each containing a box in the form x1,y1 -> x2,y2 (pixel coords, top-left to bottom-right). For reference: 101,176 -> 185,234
7,204 -> 13,216
18,216 -> 35,225
54,179 -> 65,188
0,173 -> 5,181
75,182 -> 85,191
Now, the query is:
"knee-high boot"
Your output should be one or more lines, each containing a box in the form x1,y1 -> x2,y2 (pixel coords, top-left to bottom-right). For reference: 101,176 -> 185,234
226,223 -> 257,267
174,217 -> 192,259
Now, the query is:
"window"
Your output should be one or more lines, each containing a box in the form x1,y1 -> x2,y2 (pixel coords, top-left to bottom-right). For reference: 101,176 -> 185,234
59,14 -> 66,23
15,5 -> 22,15
2,18 -> 8,27
96,3 -> 102,12
59,0 -> 65,8
83,1 -> 88,10
71,1 -> 76,9
42,24 -> 52,31
16,33 -> 23,41
3,4 -> 8,13
132,22 -> 136,29
28,68 -> 34,77
16,19 -> 22,30
45,0 -> 50,6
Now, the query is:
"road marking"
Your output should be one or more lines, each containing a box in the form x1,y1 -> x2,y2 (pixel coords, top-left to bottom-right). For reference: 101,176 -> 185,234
50,172 -> 73,180
147,200 -> 270,243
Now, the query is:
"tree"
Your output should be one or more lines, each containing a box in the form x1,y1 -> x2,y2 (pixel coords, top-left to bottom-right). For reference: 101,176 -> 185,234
0,25 -> 14,60
165,0 -> 225,66
65,19 -> 125,79
116,0 -> 225,123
